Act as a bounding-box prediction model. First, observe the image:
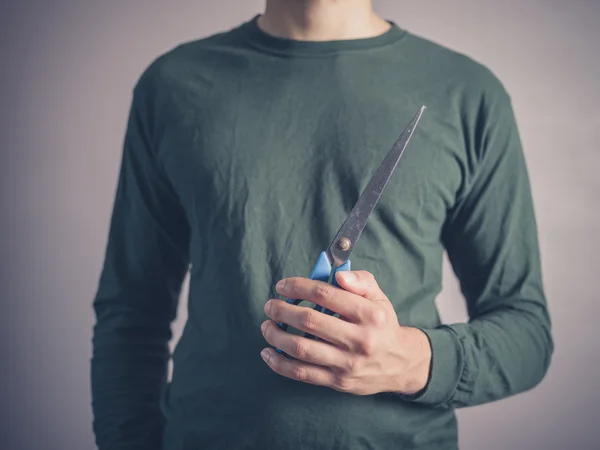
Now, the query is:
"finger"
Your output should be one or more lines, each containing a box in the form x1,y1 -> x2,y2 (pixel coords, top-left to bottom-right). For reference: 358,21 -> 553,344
334,270 -> 385,302
261,320 -> 349,368
275,277 -> 367,323
265,299 -> 360,350
260,347 -> 337,388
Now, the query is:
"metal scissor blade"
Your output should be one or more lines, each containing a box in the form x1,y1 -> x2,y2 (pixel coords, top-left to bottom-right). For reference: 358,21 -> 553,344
326,105 -> 426,268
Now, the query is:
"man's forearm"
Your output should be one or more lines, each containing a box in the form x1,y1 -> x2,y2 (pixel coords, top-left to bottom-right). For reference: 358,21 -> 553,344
410,298 -> 553,408
91,301 -> 172,450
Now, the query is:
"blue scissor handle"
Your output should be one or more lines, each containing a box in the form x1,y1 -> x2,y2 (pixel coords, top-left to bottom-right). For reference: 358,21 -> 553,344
275,251 -> 351,356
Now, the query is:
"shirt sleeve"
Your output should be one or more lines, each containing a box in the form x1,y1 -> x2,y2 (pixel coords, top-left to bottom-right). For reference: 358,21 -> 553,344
409,80 -> 554,408
91,72 -> 190,448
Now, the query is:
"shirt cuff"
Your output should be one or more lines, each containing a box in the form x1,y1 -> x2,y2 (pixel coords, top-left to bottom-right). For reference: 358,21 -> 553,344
405,325 -> 465,407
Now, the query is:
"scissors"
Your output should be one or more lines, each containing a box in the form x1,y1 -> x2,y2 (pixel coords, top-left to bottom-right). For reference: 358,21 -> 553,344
276,105 -> 426,355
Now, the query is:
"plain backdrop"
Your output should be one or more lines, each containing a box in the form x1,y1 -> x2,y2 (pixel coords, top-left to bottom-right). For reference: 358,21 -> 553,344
1,1 -> 599,449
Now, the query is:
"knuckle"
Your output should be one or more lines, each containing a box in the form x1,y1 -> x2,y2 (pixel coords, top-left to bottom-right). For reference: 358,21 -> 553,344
369,306 -> 387,327
292,339 -> 309,360
314,283 -> 332,302
357,332 -> 376,356
292,367 -> 309,382
343,355 -> 360,374
333,375 -> 354,393
301,310 -> 319,332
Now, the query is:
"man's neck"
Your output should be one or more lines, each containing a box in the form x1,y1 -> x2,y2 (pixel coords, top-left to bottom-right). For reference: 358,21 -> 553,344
258,0 -> 390,41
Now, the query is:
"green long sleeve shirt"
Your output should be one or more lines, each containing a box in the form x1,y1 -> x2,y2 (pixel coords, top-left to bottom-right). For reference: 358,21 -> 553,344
91,16 -> 553,450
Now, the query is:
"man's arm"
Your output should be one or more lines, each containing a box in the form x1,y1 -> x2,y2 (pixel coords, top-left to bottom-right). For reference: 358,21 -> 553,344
256,77 -> 553,407
411,80 -> 554,408
91,72 -> 190,449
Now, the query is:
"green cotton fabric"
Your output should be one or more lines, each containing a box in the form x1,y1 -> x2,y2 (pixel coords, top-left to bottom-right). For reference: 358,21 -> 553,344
91,16 -> 553,450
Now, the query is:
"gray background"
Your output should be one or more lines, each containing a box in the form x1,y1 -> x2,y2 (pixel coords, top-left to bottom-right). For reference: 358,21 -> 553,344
1,1 -> 598,449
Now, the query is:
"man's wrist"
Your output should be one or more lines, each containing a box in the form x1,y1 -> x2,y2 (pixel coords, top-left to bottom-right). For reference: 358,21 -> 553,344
385,326 -> 432,395
403,327 -> 433,394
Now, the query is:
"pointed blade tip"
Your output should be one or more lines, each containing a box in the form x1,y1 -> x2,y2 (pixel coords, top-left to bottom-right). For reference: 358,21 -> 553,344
415,104 -> 426,120
404,105 -> 426,135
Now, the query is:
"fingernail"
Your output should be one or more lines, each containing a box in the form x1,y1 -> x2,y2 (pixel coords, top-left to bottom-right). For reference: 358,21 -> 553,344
340,272 -> 356,283
261,321 -> 268,333
261,349 -> 270,362
276,279 -> 287,293
264,300 -> 272,315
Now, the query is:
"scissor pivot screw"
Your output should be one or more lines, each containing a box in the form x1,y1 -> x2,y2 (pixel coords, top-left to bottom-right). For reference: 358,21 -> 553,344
338,237 -> 352,251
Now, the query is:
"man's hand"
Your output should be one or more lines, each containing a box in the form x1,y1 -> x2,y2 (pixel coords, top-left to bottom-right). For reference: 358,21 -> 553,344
260,270 -> 432,396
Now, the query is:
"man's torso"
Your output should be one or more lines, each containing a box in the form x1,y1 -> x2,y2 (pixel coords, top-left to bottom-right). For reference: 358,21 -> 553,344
141,17 -> 497,449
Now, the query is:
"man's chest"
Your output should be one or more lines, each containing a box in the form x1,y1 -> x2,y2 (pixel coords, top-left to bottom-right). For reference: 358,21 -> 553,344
155,75 -> 464,258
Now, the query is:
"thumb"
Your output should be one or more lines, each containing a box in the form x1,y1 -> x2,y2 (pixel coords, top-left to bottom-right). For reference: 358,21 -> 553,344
335,270 -> 384,301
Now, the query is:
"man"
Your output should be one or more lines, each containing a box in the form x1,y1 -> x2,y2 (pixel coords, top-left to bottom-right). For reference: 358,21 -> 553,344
91,1 -> 553,449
